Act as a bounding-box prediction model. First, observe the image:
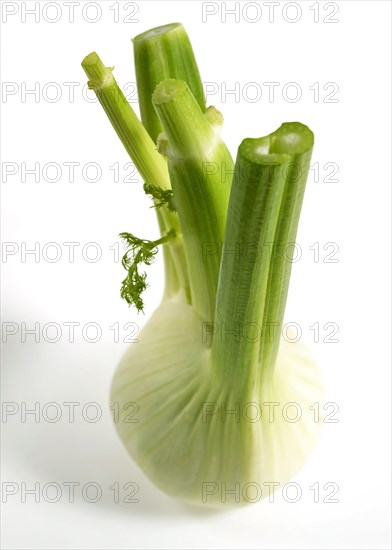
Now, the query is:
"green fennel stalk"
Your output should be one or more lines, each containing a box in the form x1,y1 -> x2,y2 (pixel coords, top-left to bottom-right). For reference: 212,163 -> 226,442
213,123 -> 314,388
133,22 -> 206,142
153,79 -> 233,321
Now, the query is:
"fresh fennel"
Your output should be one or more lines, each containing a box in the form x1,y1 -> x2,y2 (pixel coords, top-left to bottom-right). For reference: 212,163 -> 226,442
82,22 -> 324,508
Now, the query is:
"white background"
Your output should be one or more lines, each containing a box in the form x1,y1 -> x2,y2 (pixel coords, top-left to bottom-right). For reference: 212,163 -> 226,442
1,1 -> 391,548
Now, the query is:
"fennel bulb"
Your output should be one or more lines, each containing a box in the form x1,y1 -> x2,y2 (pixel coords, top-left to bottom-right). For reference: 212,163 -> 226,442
82,22 -> 324,508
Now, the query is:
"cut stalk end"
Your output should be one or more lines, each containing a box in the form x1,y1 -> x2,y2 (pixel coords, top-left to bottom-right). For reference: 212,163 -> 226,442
269,122 -> 314,155
133,22 -> 182,42
152,79 -> 188,105
153,79 -> 215,160
133,22 -> 205,142
240,122 -> 314,162
81,52 -> 113,88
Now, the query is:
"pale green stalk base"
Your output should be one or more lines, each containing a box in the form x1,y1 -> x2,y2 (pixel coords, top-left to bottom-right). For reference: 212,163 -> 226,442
111,301 -> 324,508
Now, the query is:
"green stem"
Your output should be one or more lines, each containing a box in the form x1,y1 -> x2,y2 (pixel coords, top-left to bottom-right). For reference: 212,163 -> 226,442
212,123 -> 314,392
259,123 -> 314,377
153,79 -> 233,322
156,214 -> 180,299
133,22 -> 205,143
81,52 -> 190,302
82,53 -> 170,193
